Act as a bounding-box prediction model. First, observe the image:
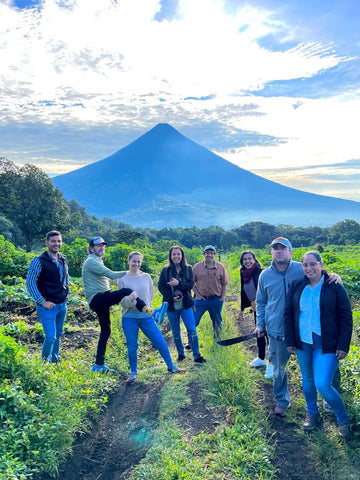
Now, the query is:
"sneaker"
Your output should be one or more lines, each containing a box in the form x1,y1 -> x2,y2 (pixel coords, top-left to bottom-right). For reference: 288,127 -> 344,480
92,364 -> 114,374
250,357 -> 267,368
323,400 -> 333,413
194,355 -> 207,364
153,302 -> 168,325
264,363 -> 274,379
168,364 -> 185,374
126,372 -> 137,384
274,404 -> 290,417
177,354 -> 186,362
338,422 -> 352,440
184,343 -> 192,350
303,412 -> 322,431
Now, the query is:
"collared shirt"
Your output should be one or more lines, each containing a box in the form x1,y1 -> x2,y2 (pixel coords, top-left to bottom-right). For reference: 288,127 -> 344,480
299,275 -> 324,344
192,260 -> 229,299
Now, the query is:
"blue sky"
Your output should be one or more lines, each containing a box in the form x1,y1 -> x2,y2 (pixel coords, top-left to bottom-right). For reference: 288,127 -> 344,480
1,0 -> 359,202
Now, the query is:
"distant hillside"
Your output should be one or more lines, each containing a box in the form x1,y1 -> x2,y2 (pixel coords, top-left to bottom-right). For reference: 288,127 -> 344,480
53,123 -> 360,228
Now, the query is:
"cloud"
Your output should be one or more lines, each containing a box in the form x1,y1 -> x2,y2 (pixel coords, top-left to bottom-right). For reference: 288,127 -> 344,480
0,0 -> 359,203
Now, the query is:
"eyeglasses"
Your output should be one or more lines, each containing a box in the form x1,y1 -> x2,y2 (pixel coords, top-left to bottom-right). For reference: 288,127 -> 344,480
302,262 -> 321,268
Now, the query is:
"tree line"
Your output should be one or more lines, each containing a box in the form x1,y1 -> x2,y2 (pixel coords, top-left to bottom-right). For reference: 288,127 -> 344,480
1,157 -> 360,252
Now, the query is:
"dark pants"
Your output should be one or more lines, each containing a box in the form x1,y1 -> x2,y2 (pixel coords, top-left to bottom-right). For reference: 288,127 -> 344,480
90,289 -> 146,365
254,311 -> 267,360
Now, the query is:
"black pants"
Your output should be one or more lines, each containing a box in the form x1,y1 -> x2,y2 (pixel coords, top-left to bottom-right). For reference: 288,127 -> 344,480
254,311 -> 267,360
90,289 -> 146,365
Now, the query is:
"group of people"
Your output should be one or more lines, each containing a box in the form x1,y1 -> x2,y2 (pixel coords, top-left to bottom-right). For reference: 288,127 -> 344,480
26,232 -> 353,439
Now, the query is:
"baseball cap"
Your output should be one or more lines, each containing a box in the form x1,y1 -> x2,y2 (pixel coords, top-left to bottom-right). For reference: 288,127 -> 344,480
89,237 -> 108,247
270,237 -> 292,250
203,245 -> 216,253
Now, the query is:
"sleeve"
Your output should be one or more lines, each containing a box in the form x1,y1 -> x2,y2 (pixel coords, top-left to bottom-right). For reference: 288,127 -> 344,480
255,272 -> 267,330
284,285 -> 296,347
240,270 -> 250,311
158,267 -> 173,304
192,264 -> 202,299
179,266 -> 194,292
26,257 -> 45,304
88,257 -> 126,280
335,285 -> 353,352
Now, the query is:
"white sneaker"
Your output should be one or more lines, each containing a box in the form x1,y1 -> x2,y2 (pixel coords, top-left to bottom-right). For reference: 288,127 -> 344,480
264,363 -> 274,379
250,357 -> 267,368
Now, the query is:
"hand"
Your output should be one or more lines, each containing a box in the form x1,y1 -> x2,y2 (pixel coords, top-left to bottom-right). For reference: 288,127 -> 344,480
42,300 -> 55,310
128,291 -> 137,301
250,300 -> 256,312
167,278 -> 179,286
239,311 -> 244,320
255,327 -> 265,337
173,296 -> 182,302
328,273 -> 341,284
287,346 -> 296,354
336,349 -> 347,360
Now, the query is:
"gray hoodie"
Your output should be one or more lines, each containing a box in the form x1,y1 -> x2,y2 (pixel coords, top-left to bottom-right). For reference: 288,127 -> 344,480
256,260 -> 304,337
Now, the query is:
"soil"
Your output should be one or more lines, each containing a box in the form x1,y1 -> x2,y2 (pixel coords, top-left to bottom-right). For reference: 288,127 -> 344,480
3,301 -> 330,479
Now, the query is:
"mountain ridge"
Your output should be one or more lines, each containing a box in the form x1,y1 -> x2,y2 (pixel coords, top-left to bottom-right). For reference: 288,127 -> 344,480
53,123 -> 360,228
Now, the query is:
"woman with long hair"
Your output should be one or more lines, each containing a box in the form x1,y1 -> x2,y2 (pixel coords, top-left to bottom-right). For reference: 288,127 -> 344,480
118,251 -> 184,383
158,245 -> 206,364
284,251 -> 352,438
239,250 -> 273,379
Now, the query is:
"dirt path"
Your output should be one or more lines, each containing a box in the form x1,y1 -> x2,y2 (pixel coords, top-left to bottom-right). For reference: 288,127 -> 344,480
234,312 -> 327,480
33,306 -> 327,480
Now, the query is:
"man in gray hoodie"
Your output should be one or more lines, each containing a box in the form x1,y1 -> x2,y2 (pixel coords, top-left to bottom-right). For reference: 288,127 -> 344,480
256,237 -> 340,417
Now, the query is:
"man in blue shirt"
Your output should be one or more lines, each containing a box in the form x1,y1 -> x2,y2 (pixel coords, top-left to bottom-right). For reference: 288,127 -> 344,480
26,230 -> 69,362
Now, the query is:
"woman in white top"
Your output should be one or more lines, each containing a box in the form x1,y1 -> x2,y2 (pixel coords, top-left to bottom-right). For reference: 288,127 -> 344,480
118,251 -> 183,383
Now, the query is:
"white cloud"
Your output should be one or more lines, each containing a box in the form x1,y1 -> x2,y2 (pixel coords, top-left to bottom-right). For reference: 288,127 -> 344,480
0,0 -> 359,202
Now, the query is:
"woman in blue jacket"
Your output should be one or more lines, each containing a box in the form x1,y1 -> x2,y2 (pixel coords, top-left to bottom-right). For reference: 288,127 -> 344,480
284,251 -> 353,439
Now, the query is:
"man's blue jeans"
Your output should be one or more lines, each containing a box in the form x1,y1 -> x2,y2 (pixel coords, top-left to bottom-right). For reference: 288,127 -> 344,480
122,315 -> 174,373
167,307 -> 201,359
269,336 -> 291,408
296,333 -> 349,424
194,297 -> 223,336
36,301 -> 67,362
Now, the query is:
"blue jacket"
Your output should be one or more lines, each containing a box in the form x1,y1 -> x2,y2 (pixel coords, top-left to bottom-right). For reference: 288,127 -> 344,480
284,272 -> 353,353
256,260 -> 304,337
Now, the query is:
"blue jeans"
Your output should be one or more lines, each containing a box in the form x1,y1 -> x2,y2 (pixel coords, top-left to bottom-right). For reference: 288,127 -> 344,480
269,336 -> 291,408
36,302 -> 67,362
296,333 -> 349,424
194,297 -> 223,336
167,307 -> 201,359
122,315 -> 174,373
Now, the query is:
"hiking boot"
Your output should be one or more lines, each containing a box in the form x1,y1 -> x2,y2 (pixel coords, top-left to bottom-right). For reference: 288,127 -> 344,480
274,404 -> 290,417
303,412 -> 322,431
338,422 -> 352,440
264,363 -> 274,379
177,354 -> 186,362
168,364 -> 185,374
194,355 -> 207,364
92,364 -> 115,374
250,357 -> 267,368
154,302 -> 168,325
126,372 -> 137,384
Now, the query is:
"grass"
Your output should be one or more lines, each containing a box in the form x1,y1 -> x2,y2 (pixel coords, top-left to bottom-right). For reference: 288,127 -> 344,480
0,295 -> 359,479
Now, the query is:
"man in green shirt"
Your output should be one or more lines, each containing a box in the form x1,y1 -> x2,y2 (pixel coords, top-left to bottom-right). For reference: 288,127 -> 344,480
82,237 -> 167,373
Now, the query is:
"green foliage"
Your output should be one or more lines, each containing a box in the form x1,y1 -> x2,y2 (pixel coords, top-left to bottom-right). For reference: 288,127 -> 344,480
0,235 -> 33,279
0,159 -> 78,251
62,238 -> 89,277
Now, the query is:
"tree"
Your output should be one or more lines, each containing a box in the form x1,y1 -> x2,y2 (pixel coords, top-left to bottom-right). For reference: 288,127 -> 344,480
0,159 -> 76,251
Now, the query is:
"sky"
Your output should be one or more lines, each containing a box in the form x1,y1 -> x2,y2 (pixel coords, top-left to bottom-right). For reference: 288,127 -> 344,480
1,0 -> 359,202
